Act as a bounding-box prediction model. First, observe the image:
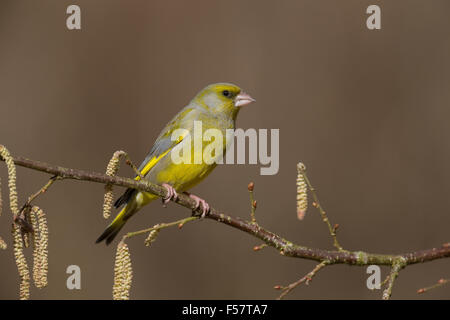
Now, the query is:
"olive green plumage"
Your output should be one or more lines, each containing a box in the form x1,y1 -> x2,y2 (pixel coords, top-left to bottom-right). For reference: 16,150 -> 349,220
96,83 -> 255,244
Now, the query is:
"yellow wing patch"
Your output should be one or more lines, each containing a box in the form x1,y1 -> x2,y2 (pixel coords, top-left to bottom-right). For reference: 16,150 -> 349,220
135,134 -> 186,180
135,149 -> 170,181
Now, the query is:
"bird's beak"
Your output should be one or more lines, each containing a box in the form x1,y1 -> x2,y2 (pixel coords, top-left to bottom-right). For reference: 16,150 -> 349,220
235,92 -> 256,107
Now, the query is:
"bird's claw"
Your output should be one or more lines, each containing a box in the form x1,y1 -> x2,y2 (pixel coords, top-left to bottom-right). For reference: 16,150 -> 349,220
162,183 -> 178,207
185,193 -> 210,218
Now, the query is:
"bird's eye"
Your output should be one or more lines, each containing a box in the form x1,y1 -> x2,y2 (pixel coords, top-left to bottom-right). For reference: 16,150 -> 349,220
222,90 -> 230,97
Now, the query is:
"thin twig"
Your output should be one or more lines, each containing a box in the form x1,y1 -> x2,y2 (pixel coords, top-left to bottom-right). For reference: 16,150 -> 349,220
301,168 -> 345,252
417,278 -> 449,294
1,154 -> 449,300
2,155 -> 448,266
14,176 -> 61,233
123,216 -> 198,240
19,175 -> 61,213
276,260 -> 329,300
382,258 -> 406,300
248,182 -> 256,223
123,153 -> 144,180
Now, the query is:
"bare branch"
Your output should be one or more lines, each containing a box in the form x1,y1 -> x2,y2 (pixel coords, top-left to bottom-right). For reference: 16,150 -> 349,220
382,258 -> 406,300
417,278 -> 449,295
2,153 -> 450,300
19,176 -> 61,214
3,155 -> 449,266
300,165 -> 345,252
276,260 -> 329,300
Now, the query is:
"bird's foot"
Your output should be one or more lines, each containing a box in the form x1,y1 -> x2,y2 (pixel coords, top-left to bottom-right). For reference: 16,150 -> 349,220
184,192 -> 210,218
162,183 -> 178,207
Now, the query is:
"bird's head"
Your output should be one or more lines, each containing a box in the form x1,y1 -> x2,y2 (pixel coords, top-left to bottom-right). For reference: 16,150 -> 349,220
193,83 -> 255,120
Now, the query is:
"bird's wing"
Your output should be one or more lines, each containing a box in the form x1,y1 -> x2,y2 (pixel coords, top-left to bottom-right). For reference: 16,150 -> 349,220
114,107 -> 195,208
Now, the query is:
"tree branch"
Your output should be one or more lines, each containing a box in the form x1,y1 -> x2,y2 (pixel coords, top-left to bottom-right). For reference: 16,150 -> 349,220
276,260 -> 329,300
382,258 -> 406,300
417,278 -> 449,295
3,155 -> 450,299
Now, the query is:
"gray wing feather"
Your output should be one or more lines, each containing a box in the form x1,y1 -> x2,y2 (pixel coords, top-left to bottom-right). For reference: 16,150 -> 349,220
137,106 -> 197,171
114,106 -> 198,208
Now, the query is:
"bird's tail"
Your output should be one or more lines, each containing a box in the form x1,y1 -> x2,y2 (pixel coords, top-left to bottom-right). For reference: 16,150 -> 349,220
96,201 -> 138,245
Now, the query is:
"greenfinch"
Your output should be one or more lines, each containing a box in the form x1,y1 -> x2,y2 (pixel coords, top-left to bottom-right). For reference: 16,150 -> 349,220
96,83 -> 255,244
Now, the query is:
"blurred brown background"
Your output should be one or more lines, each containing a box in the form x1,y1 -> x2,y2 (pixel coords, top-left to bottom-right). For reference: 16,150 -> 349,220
0,0 -> 449,299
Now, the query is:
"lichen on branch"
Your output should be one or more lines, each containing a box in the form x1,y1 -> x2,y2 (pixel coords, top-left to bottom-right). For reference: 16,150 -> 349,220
1,148 -> 449,300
